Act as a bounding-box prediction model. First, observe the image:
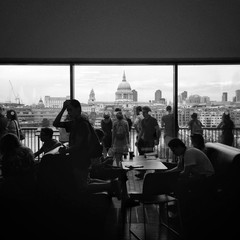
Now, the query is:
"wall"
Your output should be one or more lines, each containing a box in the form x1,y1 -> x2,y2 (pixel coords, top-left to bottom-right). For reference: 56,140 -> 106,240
0,0 -> 240,62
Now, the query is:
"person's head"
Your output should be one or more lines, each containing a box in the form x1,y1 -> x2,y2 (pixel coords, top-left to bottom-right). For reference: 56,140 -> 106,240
0,133 -> 33,177
0,105 -> 6,115
142,106 -> 151,118
116,111 -> 124,120
168,138 -> 186,156
114,107 -> 121,112
222,111 -> 230,122
191,133 -> 205,150
191,113 -> 198,119
166,105 -> 172,112
66,99 -> 82,120
103,111 -> 110,120
0,133 -> 21,155
40,127 -> 54,142
6,109 -> 18,121
136,106 -> 142,115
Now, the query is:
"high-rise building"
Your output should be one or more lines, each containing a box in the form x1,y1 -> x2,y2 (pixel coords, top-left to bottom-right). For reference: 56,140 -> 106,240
155,89 -> 162,102
132,89 -> 138,101
236,90 -> 240,102
222,92 -> 228,102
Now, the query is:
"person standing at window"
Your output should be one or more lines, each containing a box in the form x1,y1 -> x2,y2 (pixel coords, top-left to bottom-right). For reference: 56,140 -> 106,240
135,106 -> 161,179
0,105 -> 8,140
188,113 -> 204,136
53,99 -> 92,191
217,111 -> 235,146
133,106 -> 144,155
101,112 -> 113,157
161,105 -> 179,161
112,110 -> 129,167
6,109 -> 23,140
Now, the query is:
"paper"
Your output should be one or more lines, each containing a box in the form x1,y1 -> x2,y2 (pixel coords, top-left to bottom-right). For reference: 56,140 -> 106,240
124,164 -> 144,169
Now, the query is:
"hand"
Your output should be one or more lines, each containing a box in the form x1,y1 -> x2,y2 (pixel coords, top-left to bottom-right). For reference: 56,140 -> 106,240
63,100 -> 71,109
58,146 -> 67,155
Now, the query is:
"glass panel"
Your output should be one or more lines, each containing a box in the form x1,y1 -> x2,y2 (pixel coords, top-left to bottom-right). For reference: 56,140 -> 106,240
74,65 -> 174,125
74,65 -> 174,158
0,65 -> 70,154
178,65 -> 240,148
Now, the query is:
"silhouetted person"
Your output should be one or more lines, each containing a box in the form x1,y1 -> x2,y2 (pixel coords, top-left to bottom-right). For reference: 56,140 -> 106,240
217,111 -> 235,146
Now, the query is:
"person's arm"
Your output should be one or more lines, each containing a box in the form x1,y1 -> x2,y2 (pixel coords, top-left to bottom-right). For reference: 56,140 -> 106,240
161,117 -> 165,128
59,120 -> 88,155
166,157 -> 183,173
34,146 -> 44,158
125,121 -> 130,144
154,124 -> 161,145
53,100 -> 69,128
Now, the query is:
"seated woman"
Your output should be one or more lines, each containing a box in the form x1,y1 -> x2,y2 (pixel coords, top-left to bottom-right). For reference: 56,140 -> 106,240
0,133 -> 39,237
0,133 -> 37,196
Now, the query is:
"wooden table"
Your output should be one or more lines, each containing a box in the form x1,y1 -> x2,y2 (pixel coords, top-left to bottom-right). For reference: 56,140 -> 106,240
121,155 -> 168,171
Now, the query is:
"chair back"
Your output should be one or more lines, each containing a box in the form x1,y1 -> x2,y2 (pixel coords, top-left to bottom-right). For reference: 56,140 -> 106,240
142,171 -> 180,195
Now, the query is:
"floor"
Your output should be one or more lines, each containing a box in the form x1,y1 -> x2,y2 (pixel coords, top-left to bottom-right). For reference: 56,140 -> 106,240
103,169 -> 182,240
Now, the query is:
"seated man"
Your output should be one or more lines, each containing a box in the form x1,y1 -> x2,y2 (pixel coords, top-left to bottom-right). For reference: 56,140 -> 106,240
166,138 -> 214,180
166,138 -> 215,224
34,127 -> 62,158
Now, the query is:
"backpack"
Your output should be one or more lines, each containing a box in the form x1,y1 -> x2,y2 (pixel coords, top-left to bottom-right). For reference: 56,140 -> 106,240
115,122 -> 126,140
192,120 -> 203,135
86,121 -> 103,158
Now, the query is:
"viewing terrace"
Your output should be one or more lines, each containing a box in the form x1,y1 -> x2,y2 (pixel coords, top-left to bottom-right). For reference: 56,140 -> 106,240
21,127 -> 240,161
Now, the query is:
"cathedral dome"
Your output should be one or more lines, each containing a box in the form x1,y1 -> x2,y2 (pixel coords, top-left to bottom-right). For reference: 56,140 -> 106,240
116,72 -> 132,91
115,71 -> 133,102
117,81 -> 131,91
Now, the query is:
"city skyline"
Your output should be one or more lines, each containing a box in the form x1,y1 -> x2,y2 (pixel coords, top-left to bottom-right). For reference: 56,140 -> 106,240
0,65 -> 240,105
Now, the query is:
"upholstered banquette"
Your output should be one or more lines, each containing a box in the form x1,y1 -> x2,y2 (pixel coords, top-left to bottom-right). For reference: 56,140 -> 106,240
205,142 -> 240,193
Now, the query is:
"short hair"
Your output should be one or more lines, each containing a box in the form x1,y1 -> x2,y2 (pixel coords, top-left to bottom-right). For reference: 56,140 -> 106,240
191,133 -> 205,149
116,111 -> 123,120
191,113 -> 198,119
136,106 -> 142,112
0,133 -> 21,155
142,106 -> 151,113
70,99 -> 82,112
114,107 -> 121,112
41,127 -> 54,138
168,138 -> 186,148
166,105 -> 172,111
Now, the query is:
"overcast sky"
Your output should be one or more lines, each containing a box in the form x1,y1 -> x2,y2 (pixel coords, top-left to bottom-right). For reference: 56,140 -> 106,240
0,65 -> 240,105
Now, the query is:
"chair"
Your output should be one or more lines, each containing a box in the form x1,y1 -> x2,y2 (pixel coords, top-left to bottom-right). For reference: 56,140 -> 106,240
128,171 -> 183,240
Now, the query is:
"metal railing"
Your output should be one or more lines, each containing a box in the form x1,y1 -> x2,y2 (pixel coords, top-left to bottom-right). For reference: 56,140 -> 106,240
21,127 -> 240,160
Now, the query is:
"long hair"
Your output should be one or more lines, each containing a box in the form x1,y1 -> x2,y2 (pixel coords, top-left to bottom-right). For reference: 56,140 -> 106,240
0,133 -> 21,155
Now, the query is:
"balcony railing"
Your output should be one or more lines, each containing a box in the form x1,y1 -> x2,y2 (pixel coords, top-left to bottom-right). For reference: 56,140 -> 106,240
21,127 -> 240,160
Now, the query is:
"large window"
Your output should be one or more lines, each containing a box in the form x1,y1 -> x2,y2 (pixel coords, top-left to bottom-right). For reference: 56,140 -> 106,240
178,65 -> 240,128
0,65 -> 70,127
74,65 -> 174,126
